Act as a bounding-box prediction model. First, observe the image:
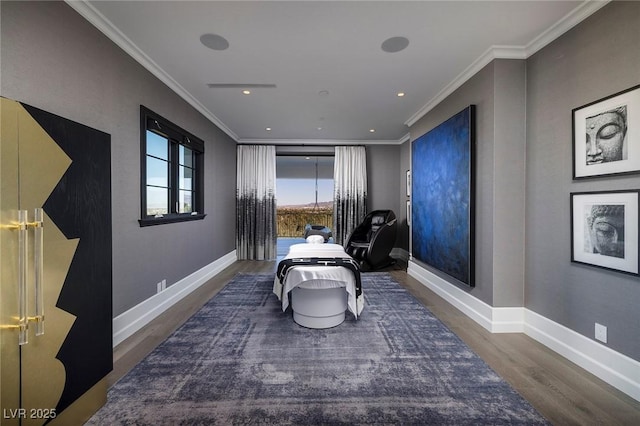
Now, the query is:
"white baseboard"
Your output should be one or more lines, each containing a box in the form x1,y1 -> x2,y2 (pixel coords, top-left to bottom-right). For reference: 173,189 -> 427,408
407,260 -> 640,402
407,261 -> 524,333
112,250 -> 237,347
525,309 -> 640,402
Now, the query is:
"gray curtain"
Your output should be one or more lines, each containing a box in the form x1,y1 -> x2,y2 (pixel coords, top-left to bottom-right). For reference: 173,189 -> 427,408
333,146 -> 367,245
236,145 -> 277,260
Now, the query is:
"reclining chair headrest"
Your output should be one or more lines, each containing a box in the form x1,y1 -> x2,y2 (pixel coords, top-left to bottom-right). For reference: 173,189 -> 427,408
368,210 -> 395,226
371,215 -> 386,226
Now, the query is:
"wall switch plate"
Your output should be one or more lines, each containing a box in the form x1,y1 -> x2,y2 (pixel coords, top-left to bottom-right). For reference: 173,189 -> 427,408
156,282 -> 163,293
595,323 -> 607,343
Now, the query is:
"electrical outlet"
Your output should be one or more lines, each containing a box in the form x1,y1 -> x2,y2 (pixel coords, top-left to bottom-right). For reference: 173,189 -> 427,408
161,279 -> 167,291
156,281 -> 163,293
595,323 -> 607,343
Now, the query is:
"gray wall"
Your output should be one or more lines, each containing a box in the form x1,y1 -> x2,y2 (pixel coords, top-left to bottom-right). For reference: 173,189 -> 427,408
406,1 -> 639,361
410,60 -> 526,306
366,144 -> 406,249
1,1 -> 237,317
398,141 -> 411,252
367,145 -> 401,214
493,60 -> 527,306
526,1 -> 640,360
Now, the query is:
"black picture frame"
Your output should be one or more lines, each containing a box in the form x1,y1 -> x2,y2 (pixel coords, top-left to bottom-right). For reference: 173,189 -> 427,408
572,84 -> 640,179
570,190 -> 639,276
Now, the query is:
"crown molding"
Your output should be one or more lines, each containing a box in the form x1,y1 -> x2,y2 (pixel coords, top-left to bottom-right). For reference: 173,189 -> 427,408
405,0 -> 611,128
65,0 -> 239,142
68,0 -> 610,145
239,133 -> 410,146
525,0 -> 610,57
404,44 -> 525,127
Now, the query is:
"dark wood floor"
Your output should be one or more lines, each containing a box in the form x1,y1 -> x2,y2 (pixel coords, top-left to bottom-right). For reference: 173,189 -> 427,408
108,260 -> 640,425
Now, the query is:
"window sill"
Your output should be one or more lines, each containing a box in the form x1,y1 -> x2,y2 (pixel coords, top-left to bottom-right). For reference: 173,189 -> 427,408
139,213 -> 206,227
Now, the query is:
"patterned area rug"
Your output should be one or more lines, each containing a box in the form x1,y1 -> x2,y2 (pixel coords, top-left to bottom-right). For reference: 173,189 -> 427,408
88,273 -> 549,425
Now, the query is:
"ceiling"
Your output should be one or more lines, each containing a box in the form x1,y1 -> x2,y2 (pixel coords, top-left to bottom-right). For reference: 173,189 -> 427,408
71,1 -> 605,145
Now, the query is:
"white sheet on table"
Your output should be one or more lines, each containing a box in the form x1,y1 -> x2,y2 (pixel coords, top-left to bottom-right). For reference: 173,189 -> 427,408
273,243 -> 364,318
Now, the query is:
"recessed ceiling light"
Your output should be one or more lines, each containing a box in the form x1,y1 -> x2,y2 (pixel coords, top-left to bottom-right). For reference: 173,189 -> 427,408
369,129 -> 376,133
318,90 -> 329,97
397,92 -> 405,97
265,127 -> 271,131
242,90 -> 251,95
317,127 -> 323,131
200,33 -> 229,51
381,36 -> 409,53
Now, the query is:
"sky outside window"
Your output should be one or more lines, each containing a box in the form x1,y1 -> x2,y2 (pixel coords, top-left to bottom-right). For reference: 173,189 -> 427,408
276,178 -> 333,206
276,155 -> 334,207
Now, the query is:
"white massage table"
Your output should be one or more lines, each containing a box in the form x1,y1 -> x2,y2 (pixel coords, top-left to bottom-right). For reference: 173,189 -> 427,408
273,243 -> 364,328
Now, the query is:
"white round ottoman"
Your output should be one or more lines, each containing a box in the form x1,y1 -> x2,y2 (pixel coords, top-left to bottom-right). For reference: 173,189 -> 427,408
291,286 -> 348,329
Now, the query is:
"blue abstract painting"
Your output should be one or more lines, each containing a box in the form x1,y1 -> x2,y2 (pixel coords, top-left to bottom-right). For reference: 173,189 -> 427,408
412,106 -> 475,286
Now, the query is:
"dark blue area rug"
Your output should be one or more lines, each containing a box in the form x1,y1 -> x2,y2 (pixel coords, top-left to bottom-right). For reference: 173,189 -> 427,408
88,273 -> 548,425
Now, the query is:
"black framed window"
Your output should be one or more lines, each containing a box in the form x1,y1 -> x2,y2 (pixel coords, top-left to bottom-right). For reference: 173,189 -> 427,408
140,106 -> 205,226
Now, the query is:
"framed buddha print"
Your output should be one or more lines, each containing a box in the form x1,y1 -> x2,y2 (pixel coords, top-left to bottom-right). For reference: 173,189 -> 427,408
571,190 -> 639,276
573,85 -> 640,179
